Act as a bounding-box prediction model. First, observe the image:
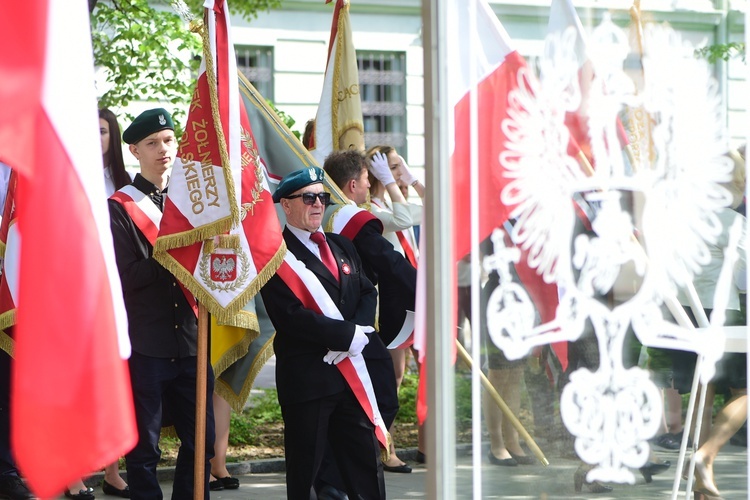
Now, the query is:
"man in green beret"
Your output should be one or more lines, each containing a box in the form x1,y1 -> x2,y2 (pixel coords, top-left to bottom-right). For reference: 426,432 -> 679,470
261,167 -> 386,499
108,108 -> 215,499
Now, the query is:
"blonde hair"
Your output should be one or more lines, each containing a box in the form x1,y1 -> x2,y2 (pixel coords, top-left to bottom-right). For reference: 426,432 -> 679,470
724,148 -> 746,209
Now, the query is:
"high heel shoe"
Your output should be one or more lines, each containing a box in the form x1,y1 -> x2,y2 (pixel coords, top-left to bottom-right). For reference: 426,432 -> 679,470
487,451 -> 517,466
508,450 -> 536,465
573,466 -> 613,493
639,460 -> 671,483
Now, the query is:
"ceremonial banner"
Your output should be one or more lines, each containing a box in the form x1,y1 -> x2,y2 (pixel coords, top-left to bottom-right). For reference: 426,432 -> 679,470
0,169 -> 19,353
0,1 -> 136,496
309,0 -> 365,165
154,0 -> 285,322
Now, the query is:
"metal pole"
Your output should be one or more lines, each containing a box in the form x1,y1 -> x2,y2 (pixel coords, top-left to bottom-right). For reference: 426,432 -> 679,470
422,0 -> 455,498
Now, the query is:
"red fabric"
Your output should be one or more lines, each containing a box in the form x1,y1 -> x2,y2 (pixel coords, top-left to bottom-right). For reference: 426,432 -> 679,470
452,51 -> 527,262
310,232 -> 340,282
395,230 -> 418,268
0,1 -> 136,496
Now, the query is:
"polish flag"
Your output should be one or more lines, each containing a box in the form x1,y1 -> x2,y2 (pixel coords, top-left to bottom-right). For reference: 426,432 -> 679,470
308,0 -> 365,165
0,1 -> 136,497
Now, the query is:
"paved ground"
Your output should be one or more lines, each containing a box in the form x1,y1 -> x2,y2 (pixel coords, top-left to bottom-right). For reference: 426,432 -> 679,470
63,441 -> 747,499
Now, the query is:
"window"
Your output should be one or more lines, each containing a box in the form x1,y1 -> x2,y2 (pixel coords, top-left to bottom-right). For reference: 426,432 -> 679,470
236,46 -> 274,101
356,51 -> 407,154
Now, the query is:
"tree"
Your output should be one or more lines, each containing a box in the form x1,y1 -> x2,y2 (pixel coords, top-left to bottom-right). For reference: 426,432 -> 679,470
91,0 -> 282,131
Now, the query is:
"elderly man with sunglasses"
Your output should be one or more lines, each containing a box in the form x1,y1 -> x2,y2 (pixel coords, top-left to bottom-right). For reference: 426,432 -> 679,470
260,167 -> 387,500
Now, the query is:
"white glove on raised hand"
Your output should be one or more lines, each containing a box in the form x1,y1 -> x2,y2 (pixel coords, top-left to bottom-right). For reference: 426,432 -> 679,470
323,350 -> 349,365
348,325 -> 373,357
370,152 -> 395,185
398,155 -> 417,186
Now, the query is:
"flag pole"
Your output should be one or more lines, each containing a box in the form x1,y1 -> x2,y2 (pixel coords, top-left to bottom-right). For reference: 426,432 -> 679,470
194,304 -> 209,499
455,341 -> 549,466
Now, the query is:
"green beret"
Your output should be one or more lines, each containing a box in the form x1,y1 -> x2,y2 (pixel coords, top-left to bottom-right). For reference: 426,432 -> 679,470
123,108 -> 174,144
273,167 -> 325,203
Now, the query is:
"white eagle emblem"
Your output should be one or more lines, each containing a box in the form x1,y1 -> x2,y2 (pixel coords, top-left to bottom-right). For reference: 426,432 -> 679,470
158,114 -> 166,126
211,255 -> 236,282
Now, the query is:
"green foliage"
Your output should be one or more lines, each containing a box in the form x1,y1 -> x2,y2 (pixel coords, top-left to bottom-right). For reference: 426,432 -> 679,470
91,0 -> 284,134
229,388 -> 283,446
395,368 -> 473,426
695,42 -> 746,63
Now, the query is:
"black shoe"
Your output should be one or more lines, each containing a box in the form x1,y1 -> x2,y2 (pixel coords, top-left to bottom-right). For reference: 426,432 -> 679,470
487,452 -> 517,466
382,463 -> 412,473
210,476 -> 239,490
573,466 -> 613,493
639,461 -> 671,483
650,432 -> 680,450
317,484 -> 349,500
208,480 -> 224,491
508,450 -> 536,465
101,480 -> 129,498
415,451 -> 426,464
64,487 -> 95,499
0,475 -> 34,500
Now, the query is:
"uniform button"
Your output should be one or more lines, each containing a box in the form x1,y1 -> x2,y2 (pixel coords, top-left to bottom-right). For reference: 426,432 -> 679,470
175,303 -> 178,308
174,325 -> 178,329
171,358 -> 176,362
173,282 -> 177,287
340,299 -> 345,305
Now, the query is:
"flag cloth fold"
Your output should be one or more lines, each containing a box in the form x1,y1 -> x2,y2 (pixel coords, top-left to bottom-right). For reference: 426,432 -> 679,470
309,0 -> 365,165
154,0 -> 285,323
0,1 -> 136,496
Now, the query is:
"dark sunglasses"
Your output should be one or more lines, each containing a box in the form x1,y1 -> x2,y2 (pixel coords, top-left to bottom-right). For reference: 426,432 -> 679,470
286,192 -> 331,206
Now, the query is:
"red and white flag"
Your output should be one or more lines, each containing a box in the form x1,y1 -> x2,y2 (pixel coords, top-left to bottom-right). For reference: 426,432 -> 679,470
308,0 -> 365,165
0,1 -> 136,497
154,0 -> 284,322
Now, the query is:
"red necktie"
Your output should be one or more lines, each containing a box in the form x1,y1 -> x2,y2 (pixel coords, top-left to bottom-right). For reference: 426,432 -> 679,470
310,232 -> 339,282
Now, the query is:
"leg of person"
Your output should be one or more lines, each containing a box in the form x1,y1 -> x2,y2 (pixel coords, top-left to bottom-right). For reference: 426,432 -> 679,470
0,350 -> 33,500
209,392 -> 239,490
166,357 -> 215,500
693,392 -> 748,497
328,390 -> 385,500
499,366 -> 534,464
125,353 -> 172,500
102,460 -> 128,495
383,349 -> 408,471
284,396 -> 338,500
483,369 -> 515,465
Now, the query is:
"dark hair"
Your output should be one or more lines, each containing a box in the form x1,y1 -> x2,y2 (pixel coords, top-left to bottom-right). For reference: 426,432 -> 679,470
99,108 -> 130,190
302,119 -> 315,150
323,150 -> 367,190
364,145 -> 396,194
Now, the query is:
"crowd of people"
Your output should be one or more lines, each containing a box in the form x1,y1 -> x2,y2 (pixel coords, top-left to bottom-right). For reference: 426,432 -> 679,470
0,102 -> 744,500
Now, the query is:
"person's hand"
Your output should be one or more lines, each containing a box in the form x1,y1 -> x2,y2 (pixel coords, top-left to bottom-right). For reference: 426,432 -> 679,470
369,152 -> 395,185
398,155 -> 417,186
348,325 -> 373,356
323,350 -> 349,365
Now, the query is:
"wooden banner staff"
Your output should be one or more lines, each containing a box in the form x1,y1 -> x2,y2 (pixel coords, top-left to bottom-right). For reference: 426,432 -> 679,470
194,304 -> 209,498
455,340 -> 550,466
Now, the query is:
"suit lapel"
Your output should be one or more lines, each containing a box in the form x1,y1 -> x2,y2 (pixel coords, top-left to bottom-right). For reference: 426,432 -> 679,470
283,227 -> 340,292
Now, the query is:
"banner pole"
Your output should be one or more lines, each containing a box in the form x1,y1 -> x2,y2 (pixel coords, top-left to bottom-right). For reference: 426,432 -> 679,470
194,303 -> 208,499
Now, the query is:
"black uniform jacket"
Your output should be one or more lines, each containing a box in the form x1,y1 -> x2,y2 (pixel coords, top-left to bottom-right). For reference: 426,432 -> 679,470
352,219 -> 417,348
260,227 -> 377,407
108,174 -> 198,358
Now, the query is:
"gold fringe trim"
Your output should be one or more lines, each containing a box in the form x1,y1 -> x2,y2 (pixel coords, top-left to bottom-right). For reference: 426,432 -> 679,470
0,310 -> 16,334
0,330 -> 14,358
153,216 -> 233,254
219,309 -> 259,330
214,333 -> 275,412
381,431 -> 392,463
216,234 -> 240,249
153,241 -> 286,323
212,327 -> 258,380
0,241 -> 5,259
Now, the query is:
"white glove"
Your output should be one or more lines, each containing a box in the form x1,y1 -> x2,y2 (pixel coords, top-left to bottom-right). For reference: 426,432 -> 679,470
323,350 -> 349,365
398,155 -> 417,186
348,325 -> 373,356
370,152 -> 395,185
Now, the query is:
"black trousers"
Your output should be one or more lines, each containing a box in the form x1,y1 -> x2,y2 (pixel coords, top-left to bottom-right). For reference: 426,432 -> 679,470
283,389 -> 385,500
0,350 -> 18,477
125,353 -> 215,500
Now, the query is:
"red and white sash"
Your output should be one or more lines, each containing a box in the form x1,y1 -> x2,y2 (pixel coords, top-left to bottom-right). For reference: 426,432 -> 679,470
110,186 -> 198,317
326,204 -> 381,240
276,251 -> 389,450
